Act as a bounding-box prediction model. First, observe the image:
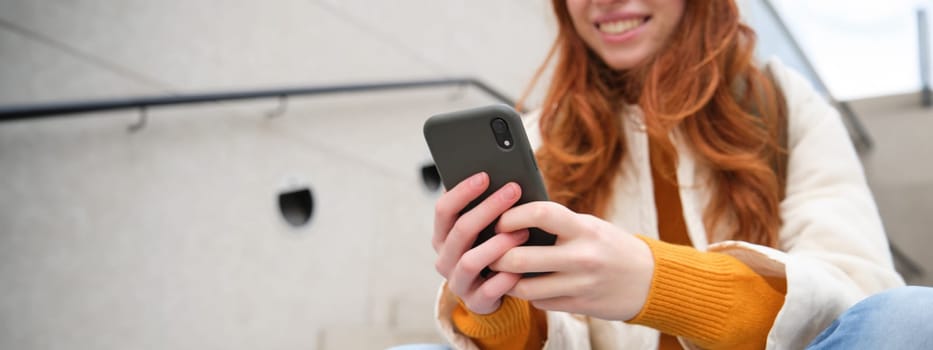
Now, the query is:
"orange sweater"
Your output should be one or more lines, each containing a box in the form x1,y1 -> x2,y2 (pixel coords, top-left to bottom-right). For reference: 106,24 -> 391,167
450,144 -> 787,349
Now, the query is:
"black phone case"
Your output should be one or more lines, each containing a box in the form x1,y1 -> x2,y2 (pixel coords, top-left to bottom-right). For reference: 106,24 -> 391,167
423,105 -> 557,275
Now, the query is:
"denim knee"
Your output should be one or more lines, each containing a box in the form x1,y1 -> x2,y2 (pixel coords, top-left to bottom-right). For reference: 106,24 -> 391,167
807,286 -> 933,349
854,286 -> 933,326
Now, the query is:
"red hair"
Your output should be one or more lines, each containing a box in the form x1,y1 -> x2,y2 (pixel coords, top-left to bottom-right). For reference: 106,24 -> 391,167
520,1 -> 786,246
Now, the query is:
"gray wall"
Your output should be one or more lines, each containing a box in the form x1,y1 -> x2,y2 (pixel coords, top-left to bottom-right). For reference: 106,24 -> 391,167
0,1 -> 554,349
5,1 -> 931,349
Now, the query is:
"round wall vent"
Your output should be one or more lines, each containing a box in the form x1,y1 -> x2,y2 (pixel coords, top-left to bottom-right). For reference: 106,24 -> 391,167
278,187 -> 314,227
421,163 -> 440,192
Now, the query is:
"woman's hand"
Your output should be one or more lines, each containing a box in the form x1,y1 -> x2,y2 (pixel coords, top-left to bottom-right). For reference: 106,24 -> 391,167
433,172 -> 531,314
489,201 -> 655,321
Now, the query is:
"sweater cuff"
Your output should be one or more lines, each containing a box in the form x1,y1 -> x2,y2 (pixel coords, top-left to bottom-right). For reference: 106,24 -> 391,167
452,295 -> 531,339
627,235 -> 736,344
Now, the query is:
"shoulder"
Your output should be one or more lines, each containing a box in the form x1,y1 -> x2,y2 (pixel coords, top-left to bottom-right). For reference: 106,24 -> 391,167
762,57 -> 824,108
762,56 -> 840,148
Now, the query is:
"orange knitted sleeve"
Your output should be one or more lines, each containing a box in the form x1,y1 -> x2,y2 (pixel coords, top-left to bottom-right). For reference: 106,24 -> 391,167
629,236 -> 787,349
450,236 -> 785,350
450,295 -> 547,350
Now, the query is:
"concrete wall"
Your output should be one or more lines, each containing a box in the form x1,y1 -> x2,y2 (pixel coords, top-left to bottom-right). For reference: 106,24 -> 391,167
0,1 -> 554,349
4,1 -> 931,349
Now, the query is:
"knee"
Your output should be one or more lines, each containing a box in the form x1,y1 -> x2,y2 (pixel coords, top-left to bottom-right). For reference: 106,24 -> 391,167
864,286 -> 933,309
849,286 -> 933,324
807,287 -> 933,349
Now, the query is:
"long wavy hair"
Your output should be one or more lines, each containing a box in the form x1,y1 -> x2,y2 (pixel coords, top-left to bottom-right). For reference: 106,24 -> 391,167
519,1 -> 787,246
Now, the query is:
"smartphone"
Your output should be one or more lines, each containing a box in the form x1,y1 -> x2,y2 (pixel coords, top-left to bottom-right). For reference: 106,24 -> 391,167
423,104 -> 557,276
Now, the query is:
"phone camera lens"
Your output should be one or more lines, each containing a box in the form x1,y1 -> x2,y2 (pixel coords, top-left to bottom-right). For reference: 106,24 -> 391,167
490,118 -> 514,149
491,118 -> 507,133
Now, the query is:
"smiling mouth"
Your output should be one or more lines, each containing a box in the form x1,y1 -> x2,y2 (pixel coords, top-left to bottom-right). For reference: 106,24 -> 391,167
596,17 -> 650,35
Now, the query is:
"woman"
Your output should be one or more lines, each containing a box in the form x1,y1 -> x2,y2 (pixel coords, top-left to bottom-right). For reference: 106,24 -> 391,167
431,0 -> 929,349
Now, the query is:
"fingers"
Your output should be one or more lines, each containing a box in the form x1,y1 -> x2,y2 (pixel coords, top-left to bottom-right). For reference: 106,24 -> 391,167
435,183 -> 522,278
508,273 -> 582,301
496,201 -> 584,240
448,230 -> 529,296
433,172 -> 489,252
463,271 -> 522,314
489,245 -> 570,274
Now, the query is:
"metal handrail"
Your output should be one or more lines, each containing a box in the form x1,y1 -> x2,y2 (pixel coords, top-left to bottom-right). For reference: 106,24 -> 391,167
919,8 -> 931,107
759,1 -> 926,280
761,0 -> 874,151
0,78 -> 515,122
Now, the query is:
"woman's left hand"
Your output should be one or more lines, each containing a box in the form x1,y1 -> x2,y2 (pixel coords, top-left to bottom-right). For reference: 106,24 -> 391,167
489,201 -> 655,321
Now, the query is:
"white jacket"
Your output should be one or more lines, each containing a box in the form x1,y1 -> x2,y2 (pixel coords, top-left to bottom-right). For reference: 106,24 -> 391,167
434,58 -> 905,349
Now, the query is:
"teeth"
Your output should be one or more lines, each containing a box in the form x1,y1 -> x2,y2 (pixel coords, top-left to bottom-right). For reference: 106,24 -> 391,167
598,19 -> 642,35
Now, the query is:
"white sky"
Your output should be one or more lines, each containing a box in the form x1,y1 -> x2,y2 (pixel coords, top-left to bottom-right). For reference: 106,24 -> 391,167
749,0 -> 929,100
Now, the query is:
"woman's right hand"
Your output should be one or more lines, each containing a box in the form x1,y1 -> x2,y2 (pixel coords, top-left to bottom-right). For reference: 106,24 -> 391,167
433,172 -> 530,315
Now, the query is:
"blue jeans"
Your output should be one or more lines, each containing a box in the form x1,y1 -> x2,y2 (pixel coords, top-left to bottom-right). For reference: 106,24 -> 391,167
806,286 -> 933,349
395,287 -> 933,350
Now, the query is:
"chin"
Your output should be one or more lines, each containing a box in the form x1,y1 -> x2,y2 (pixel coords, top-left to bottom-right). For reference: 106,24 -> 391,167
599,47 -> 655,71
603,57 -> 646,71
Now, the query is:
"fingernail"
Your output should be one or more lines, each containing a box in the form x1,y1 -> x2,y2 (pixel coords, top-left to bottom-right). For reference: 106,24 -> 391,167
471,172 -> 487,187
501,183 -> 517,200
